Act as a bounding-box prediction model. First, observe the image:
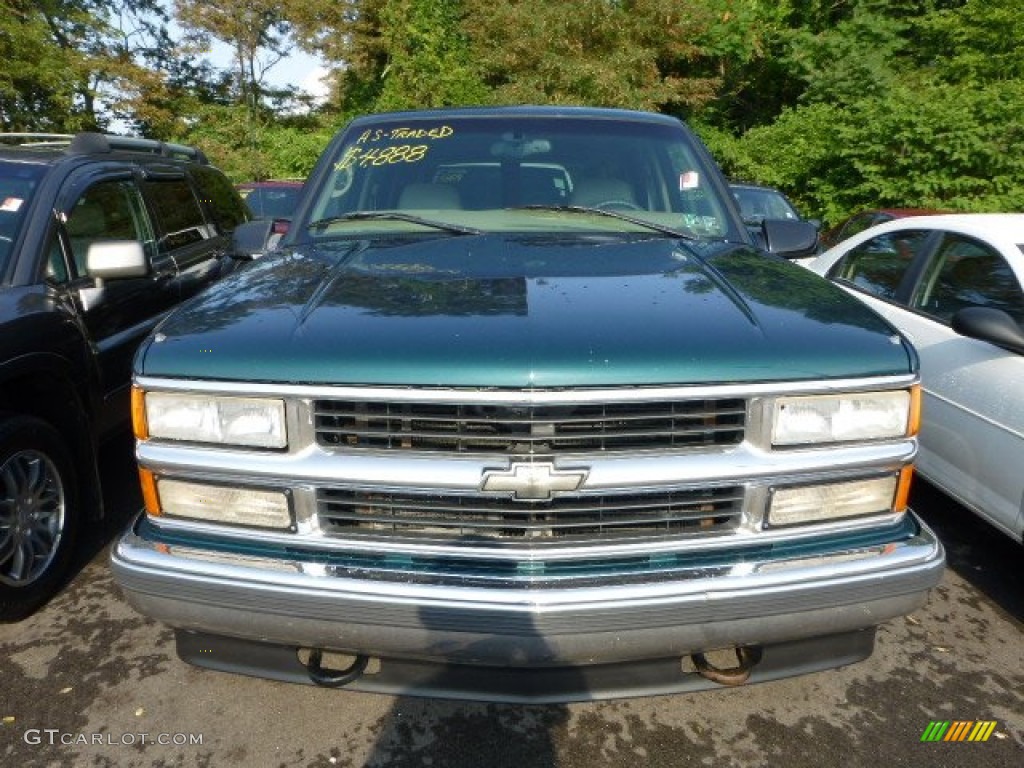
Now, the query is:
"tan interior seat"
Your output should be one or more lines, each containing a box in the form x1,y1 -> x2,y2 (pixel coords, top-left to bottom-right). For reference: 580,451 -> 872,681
398,183 -> 462,210
569,179 -> 637,209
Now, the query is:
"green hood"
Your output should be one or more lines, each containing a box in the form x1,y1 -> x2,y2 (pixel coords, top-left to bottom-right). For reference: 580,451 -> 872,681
138,234 -> 913,387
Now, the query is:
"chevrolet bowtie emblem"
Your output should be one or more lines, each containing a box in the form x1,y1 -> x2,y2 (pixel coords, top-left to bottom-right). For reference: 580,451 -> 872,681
480,462 -> 588,500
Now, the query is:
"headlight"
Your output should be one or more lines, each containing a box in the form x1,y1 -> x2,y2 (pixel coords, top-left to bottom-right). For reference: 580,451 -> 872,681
139,391 -> 287,448
767,474 -> 903,527
154,477 -> 292,529
771,389 -> 916,447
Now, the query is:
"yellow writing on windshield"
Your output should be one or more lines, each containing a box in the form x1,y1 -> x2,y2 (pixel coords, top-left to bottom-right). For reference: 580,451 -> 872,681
334,144 -> 429,171
332,125 -> 454,171
355,126 -> 454,144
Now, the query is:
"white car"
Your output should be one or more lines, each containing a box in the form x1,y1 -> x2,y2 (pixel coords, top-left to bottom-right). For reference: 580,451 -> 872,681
804,213 -> 1024,542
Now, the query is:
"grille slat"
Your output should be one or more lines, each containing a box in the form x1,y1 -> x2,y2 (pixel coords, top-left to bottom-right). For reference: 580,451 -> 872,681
314,398 -> 746,453
315,425 -> 744,443
313,409 -> 748,427
328,492 -> 744,518
317,487 -> 742,542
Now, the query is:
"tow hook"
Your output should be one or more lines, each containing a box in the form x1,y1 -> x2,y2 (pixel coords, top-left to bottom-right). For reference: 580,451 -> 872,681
691,646 -> 763,686
302,649 -> 370,688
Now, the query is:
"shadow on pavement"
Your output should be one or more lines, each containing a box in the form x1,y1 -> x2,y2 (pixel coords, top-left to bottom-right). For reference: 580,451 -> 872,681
362,698 -> 565,768
71,430 -> 141,585
911,477 -> 1023,624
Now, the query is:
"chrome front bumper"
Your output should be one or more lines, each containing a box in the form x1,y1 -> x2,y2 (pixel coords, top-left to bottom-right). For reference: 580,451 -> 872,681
112,512 -> 944,692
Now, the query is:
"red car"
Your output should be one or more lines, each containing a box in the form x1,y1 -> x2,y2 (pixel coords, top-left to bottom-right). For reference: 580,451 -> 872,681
820,208 -> 947,250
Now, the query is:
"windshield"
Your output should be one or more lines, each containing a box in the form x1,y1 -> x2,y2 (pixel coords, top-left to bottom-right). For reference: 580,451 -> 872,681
300,114 -> 740,242
732,185 -> 800,224
0,161 -> 43,275
240,184 -> 302,219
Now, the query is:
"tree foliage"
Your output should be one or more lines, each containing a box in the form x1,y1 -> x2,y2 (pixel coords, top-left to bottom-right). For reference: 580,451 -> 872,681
5,0 -> 1024,223
460,0 -> 741,112
708,0 -> 1024,223
180,102 -> 331,180
373,0 -> 489,111
0,1 -> 103,131
173,0 -> 292,109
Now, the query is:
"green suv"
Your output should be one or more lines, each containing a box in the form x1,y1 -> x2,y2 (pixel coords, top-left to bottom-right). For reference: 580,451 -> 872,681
0,132 -> 248,620
112,107 -> 944,701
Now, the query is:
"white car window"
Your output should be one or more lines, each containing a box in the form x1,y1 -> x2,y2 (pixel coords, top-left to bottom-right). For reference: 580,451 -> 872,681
912,235 -> 1024,324
829,229 -> 930,300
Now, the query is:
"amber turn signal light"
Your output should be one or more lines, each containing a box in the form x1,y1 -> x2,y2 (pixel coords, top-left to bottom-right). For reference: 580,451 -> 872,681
907,384 -> 922,437
894,466 -> 914,514
131,386 -> 148,440
139,468 -> 161,516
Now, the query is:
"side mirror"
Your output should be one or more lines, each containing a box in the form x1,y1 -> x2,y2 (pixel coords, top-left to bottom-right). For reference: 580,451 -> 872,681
951,307 -> 1024,355
760,219 -> 820,259
85,240 -> 148,280
231,219 -> 277,260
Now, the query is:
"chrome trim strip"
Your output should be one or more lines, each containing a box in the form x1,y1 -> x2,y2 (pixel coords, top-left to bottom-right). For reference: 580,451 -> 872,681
137,440 -> 915,489
134,374 -> 919,403
144,512 -> 910,561
112,515 -> 943,615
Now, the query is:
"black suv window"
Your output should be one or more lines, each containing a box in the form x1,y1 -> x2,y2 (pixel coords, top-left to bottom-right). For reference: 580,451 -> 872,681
0,161 -> 44,275
61,180 -> 155,278
142,177 -> 209,252
241,185 -> 302,218
191,165 -> 248,233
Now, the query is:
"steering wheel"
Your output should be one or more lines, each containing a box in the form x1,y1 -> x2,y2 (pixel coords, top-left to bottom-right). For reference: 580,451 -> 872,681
591,200 -> 643,211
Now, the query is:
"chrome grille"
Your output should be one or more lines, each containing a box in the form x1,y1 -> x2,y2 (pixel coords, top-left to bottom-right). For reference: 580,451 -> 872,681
316,486 -> 743,542
313,398 -> 746,453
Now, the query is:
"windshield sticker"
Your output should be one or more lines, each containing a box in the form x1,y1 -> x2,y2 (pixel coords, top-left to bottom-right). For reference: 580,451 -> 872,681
355,126 -> 454,144
680,171 -> 700,190
335,144 -> 429,171
1,197 -> 24,212
334,125 -> 455,171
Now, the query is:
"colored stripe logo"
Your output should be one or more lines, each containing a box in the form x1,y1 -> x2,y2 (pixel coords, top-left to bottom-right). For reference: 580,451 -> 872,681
921,721 -> 997,742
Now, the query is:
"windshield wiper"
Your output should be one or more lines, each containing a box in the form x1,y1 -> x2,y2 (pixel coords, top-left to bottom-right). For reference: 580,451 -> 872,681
512,205 -> 697,240
307,211 -> 483,236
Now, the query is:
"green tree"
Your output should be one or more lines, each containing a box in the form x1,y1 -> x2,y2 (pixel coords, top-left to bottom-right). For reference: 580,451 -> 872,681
705,0 -> 1024,225
0,0 -> 227,136
0,1 -> 103,131
172,0 -> 336,179
173,0 -> 293,111
913,0 -> 1024,83
786,8 -> 909,108
102,1 -> 235,139
374,0 -> 488,111
461,0 -> 729,111
183,102 -> 331,181
293,0 -> 487,115
710,77 -> 1024,226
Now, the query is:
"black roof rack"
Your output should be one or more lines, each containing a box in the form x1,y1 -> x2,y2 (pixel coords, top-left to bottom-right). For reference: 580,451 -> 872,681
0,131 -> 208,164
68,132 -> 209,164
0,132 -> 75,148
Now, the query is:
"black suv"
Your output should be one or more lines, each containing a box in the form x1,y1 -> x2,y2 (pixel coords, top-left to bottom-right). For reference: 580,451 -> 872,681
0,132 -> 249,620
